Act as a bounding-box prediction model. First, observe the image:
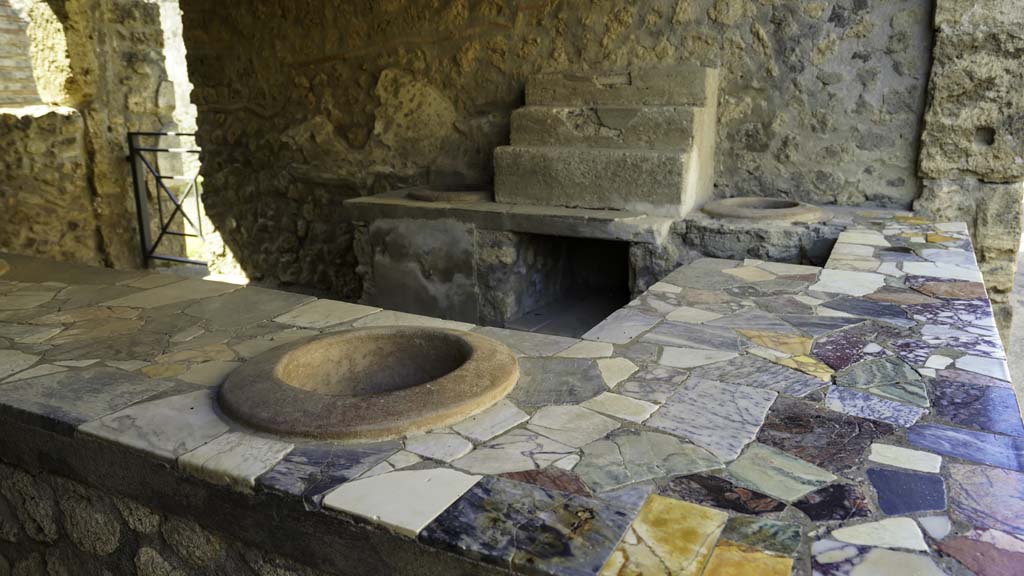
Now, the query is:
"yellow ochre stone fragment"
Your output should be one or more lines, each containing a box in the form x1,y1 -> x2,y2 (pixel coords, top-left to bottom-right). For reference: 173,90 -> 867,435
737,330 -> 812,356
926,233 -> 957,243
702,541 -> 793,576
600,495 -> 727,576
895,215 -> 931,225
0,259 -> 8,277
774,355 -> 833,382
141,363 -> 187,379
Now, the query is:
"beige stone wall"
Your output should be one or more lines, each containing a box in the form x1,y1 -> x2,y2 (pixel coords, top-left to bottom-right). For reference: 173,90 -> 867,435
3,0 -> 175,268
179,0 -> 934,297
915,0 -> 1024,331
0,106 -> 102,265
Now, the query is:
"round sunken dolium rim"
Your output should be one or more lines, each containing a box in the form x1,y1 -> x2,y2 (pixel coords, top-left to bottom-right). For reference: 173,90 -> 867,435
218,327 -> 519,442
702,196 -> 833,223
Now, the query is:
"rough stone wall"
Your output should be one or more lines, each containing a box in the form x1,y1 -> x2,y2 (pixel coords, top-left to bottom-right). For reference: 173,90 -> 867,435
0,459 -> 331,576
4,0 -> 175,269
0,106 -> 103,265
915,0 -> 1024,331
179,0 -> 934,298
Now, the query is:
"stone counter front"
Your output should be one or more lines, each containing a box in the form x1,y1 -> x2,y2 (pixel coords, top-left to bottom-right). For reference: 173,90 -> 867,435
0,211 -> 1019,575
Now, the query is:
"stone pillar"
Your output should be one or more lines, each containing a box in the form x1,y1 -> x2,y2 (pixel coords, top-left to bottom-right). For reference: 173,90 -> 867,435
915,0 -> 1024,332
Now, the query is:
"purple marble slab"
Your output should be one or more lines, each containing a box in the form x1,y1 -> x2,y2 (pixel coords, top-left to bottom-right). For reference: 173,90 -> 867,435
825,386 -> 926,428
948,464 -> 1024,536
928,379 -> 1024,437
908,423 -> 1024,472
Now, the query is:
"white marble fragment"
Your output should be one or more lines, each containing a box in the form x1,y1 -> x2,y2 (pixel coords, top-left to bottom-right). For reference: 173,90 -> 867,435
831,518 -> 929,551
868,444 -> 942,473
322,468 -> 481,537
659,347 -> 737,369
665,306 -> 724,324
556,340 -> 614,358
178,431 -> 293,492
451,399 -> 528,443
527,405 -> 619,447
597,357 -> 639,388
810,269 -> 886,297
581,392 -> 658,423
917,516 -> 952,540
273,299 -> 381,328
404,432 -> 474,463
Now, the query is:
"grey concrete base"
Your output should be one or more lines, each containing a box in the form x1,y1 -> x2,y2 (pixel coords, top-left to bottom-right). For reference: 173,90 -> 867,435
510,106 -> 698,149
525,65 -> 717,108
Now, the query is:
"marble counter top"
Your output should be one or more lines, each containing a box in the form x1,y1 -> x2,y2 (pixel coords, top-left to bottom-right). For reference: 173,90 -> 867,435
0,210 -> 1019,576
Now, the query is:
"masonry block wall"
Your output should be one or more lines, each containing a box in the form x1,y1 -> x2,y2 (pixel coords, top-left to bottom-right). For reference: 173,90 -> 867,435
0,0 -> 174,267
179,0 -> 934,298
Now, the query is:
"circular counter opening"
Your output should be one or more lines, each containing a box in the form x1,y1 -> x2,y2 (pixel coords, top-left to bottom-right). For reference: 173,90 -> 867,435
702,196 -> 832,223
219,327 -> 519,441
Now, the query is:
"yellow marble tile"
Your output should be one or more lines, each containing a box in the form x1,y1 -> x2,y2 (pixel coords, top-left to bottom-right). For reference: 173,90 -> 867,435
774,355 -> 833,382
141,363 -> 186,378
600,495 -> 727,576
737,330 -> 812,356
926,233 -> 957,243
703,542 -> 793,576
895,215 -> 931,225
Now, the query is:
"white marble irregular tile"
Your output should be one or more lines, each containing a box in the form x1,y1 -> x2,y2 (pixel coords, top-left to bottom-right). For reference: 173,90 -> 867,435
273,299 -> 381,329
757,262 -> 822,276
0,323 -> 62,344
746,345 -> 791,361
54,359 -> 100,367
104,360 -> 150,372
877,262 -> 905,277
231,328 -> 318,359
78,390 -> 230,462
921,248 -> 976,268
727,443 -> 835,502
658,347 -> 737,369
817,308 -> 857,318
322,468 -> 481,537
743,258 -> 765,266
924,355 -> 954,369
868,443 -> 942,473
837,230 -> 890,247
556,340 -> 614,358
101,278 -> 239,309
665,306 -> 724,324
581,307 -> 663,344
404,432 -> 474,463
170,325 -> 205,343
178,431 -> 293,492
935,222 -> 968,232
527,405 -> 619,447
178,361 -> 241,387
451,429 -> 575,474
552,454 -> 580,470
831,518 -> 928,551
811,540 -> 944,575
360,450 -> 423,479
901,261 -> 983,282
646,379 -> 777,462
352,310 -> 473,331
648,282 -> 682,294
831,242 -> 878,258
0,349 -> 39,380
581,392 -> 658,424
722,266 -> 775,282
918,368 -> 937,377
827,257 -> 882,272
1,363 -> 66,382
810,269 -> 886,296
119,273 -> 185,289
794,295 -> 825,307
955,355 -> 1010,381
451,399 -> 528,443
597,357 -> 638,388
917,516 -> 952,540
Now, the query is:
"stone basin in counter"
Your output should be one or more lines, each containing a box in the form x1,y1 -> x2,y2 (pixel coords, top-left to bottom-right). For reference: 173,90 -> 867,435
0,211 -> 1019,576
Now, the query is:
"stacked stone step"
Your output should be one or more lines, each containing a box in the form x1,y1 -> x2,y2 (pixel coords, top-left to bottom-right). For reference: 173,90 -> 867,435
494,64 -> 719,218
0,0 -> 40,106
